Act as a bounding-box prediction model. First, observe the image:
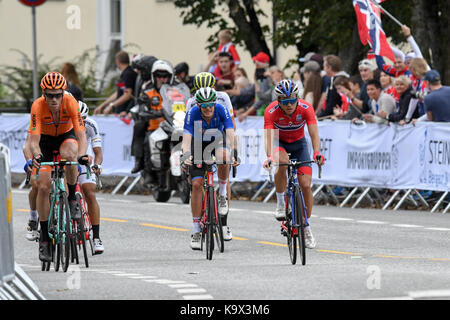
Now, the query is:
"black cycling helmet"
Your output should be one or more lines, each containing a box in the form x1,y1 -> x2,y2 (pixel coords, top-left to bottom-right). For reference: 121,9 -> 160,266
133,55 -> 158,82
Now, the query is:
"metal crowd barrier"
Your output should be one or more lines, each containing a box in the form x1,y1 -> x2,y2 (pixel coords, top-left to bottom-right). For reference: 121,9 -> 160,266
0,143 -> 45,300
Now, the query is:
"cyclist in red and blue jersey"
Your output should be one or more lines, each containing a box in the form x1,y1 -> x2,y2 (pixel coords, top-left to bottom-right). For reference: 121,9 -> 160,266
181,87 -> 239,250
263,79 -> 325,249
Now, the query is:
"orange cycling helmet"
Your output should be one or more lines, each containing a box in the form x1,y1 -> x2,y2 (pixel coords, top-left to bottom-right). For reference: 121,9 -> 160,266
40,72 -> 67,90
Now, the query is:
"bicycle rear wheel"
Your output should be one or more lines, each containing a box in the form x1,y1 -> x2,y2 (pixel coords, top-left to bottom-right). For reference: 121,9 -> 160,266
76,193 -> 89,266
294,186 -> 306,266
285,193 -> 297,265
205,187 -> 214,260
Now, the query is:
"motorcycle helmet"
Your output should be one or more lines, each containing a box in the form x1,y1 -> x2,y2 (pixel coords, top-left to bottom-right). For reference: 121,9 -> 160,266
134,55 -> 158,82
151,60 -> 175,85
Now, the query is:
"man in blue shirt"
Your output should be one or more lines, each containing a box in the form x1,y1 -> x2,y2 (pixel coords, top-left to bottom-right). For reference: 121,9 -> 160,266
182,87 -> 239,250
424,70 -> 450,122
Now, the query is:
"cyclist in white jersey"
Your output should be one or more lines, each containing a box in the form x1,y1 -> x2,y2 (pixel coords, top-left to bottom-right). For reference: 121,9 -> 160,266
185,72 -> 237,241
79,102 -> 104,254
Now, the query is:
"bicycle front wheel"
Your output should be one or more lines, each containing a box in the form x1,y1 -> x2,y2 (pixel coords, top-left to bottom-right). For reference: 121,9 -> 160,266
60,193 -> 71,272
212,191 -> 224,253
205,187 -> 215,260
294,186 -> 306,266
285,193 -> 297,265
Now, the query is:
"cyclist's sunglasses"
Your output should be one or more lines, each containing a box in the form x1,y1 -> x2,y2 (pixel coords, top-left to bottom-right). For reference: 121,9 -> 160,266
44,92 -> 64,100
279,98 -> 297,106
199,102 -> 216,109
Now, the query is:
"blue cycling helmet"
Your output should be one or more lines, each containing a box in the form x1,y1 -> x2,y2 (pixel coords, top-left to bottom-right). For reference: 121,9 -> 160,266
274,79 -> 299,98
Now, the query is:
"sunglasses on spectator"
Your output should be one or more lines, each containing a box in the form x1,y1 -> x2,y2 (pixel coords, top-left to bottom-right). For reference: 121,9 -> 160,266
199,102 -> 216,109
279,98 -> 297,106
44,93 -> 64,100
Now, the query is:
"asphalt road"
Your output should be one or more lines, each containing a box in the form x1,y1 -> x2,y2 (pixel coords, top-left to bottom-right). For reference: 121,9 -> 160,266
10,188 -> 450,301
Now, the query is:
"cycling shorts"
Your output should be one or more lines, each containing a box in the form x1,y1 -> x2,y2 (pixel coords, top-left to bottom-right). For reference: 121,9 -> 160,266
40,129 -> 77,162
273,137 -> 312,176
189,136 -> 229,181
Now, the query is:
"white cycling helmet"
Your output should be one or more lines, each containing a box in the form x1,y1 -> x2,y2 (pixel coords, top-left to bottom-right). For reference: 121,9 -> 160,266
79,101 -> 89,118
151,59 -> 174,85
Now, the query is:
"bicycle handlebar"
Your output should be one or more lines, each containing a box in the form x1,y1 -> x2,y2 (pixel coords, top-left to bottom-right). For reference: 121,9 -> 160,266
268,159 -> 322,179
35,161 -> 90,180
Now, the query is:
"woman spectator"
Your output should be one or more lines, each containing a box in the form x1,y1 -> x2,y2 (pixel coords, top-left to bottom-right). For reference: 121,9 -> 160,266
403,57 -> 429,123
301,61 -> 322,113
226,67 -> 254,114
378,75 -> 415,123
61,62 -> 83,102
380,72 -> 399,102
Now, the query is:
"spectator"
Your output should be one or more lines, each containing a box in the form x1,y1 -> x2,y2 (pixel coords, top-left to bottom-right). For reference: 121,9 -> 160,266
217,29 -> 241,68
359,79 -> 396,123
61,62 -> 83,102
345,59 -> 377,114
349,74 -> 363,99
422,70 -> 450,122
174,62 -> 194,92
237,52 -> 273,121
301,61 -> 322,113
379,75 -> 415,123
213,52 -> 235,91
332,76 -> 362,120
403,57 -> 429,122
318,55 -> 349,118
380,72 -> 399,102
226,67 -> 254,113
94,51 -> 137,116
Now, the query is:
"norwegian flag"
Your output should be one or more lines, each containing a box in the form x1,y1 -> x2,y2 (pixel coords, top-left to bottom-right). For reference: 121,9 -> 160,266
353,0 -> 395,61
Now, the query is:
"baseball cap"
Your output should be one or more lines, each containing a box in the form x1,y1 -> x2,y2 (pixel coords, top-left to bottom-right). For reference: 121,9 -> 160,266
358,59 -> 377,71
424,69 -> 440,82
252,52 -> 270,64
299,52 -> 315,63
310,53 -> 323,67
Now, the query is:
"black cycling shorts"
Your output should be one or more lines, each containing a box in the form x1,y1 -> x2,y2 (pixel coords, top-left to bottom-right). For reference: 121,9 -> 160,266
39,129 -> 77,162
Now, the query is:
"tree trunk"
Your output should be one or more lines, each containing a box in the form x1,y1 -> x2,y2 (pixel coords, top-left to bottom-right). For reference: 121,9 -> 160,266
339,23 -> 365,76
227,0 -> 273,62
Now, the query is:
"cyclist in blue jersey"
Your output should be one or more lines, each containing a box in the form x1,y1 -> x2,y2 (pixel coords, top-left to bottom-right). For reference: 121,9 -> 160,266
181,87 -> 239,250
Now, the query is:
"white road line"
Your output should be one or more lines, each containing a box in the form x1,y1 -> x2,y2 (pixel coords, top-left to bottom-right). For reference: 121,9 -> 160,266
113,273 -> 143,277
144,279 -> 186,285
391,224 -> 423,228
183,295 -> 214,300
253,210 -> 273,215
320,217 -> 354,221
169,284 -> 198,288
129,276 -> 158,279
177,288 -> 207,294
425,227 -> 450,231
408,289 -> 450,299
356,220 -> 387,225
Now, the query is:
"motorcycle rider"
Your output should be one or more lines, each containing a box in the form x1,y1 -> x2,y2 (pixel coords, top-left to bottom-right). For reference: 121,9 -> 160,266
134,59 -> 189,188
130,55 -> 158,174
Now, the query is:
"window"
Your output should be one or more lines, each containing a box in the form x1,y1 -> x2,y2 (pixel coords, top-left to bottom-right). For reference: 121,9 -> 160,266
110,0 -> 121,34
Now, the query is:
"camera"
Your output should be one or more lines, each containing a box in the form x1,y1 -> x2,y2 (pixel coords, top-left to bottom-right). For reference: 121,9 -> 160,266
410,89 -> 428,100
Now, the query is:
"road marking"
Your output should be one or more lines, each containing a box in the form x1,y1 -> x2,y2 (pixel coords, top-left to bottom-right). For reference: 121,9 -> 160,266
177,288 -> 207,294
253,210 -> 273,215
16,209 -> 30,213
317,249 -> 362,256
129,276 -> 158,279
183,295 -> 214,300
408,289 -> 450,299
113,273 -> 143,277
425,227 -> 450,231
101,218 -> 128,223
391,224 -> 423,228
320,217 -> 354,221
257,241 -> 287,247
140,223 -> 189,232
169,284 -> 198,288
356,220 -> 387,225
232,236 -> 248,241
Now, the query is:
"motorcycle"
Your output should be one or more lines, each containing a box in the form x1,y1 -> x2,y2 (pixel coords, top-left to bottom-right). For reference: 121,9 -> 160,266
148,83 -> 191,203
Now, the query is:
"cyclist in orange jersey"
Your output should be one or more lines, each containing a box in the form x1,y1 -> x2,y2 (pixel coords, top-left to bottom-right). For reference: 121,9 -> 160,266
30,72 -> 89,262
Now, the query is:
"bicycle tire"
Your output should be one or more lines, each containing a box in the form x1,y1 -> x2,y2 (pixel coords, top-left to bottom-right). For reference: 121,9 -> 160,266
286,193 -> 297,265
76,193 -> 89,266
294,186 -> 306,266
212,190 -> 224,253
205,187 -> 214,260
60,193 -> 71,272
